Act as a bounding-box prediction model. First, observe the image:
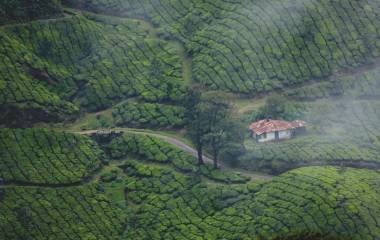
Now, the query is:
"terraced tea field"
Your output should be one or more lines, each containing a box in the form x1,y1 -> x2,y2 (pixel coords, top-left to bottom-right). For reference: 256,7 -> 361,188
2,129 -> 380,239
71,0 -> 380,94
2,0 -> 380,239
0,10 -> 187,125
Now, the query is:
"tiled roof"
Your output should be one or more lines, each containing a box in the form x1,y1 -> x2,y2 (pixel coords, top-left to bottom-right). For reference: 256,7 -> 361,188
249,119 -> 306,135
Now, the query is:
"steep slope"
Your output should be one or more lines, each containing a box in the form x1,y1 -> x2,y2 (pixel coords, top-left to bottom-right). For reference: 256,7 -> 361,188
0,0 -> 63,25
0,11 -> 187,126
241,65 -> 380,173
115,162 -> 380,239
0,128 -> 103,185
66,0 -> 380,94
1,129 -> 380,239
0,185 -> 125,240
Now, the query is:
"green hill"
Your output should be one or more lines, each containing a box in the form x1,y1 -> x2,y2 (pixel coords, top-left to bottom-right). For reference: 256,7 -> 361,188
240,65 -> 380,173
1,1 -> 380,239
66,0 -> 380,94
0,0 -> 63,25
126,165 -> 380,239
0,128 -> 102,185
0,11 -> 188,126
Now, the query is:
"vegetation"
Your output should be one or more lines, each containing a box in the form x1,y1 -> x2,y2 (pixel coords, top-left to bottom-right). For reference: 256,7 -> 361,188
0,11 -> 187,126
0,185 -> 125,240
244,94 -> 306,122
241,97 -> 380,173
2,1 -> 380,240
69,0 -> 380,94
0,0 -> 62,25
119,164 -> 380,239
112,101 -> 186,129
285,64 -> 380,100
107,133 -> 250,184
185,91 -> 243,167
0,128 -> 102,184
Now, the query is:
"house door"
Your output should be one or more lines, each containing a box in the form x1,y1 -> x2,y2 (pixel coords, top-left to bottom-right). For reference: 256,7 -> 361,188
275,131 -> 279,140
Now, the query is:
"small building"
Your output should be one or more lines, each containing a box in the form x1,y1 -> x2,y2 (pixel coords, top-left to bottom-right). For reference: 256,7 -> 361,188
249,119 -> 306,143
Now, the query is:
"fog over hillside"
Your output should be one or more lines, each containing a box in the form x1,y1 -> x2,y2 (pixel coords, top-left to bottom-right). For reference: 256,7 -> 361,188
1,1 -> 380,240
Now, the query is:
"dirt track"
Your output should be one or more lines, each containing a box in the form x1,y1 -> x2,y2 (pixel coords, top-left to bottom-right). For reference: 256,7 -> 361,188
77,128 -> 274,180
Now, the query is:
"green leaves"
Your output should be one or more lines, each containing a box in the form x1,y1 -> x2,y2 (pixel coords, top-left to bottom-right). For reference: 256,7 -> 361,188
0,185 -> 124,240
0,128 -> 102,184
0,0 -> 62,25
112,101 -> 186,128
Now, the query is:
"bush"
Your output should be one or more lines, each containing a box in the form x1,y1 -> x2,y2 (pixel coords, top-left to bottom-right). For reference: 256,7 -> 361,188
0,0 -> 62,25
112,101 -> 186,128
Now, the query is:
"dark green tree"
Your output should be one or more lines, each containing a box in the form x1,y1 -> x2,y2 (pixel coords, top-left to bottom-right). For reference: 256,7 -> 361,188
185,91 -> 241,168
184,89 -> 207,165
201,92 -> 231,168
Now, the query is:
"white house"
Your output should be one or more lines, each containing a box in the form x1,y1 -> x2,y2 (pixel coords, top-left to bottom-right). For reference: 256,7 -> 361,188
249,119 -> 306,143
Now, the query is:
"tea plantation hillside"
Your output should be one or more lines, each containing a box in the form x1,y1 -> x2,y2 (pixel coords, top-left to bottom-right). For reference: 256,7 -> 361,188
0,0 -> 63,25
2,132 -> 380,240
0,185 -> 125,240
0,128 -> 103,185
2,1 -> 380,239
241,64 -> 380,173
120,164 -> 380,239
0,10 -> 187,126
65,0 -> 380,94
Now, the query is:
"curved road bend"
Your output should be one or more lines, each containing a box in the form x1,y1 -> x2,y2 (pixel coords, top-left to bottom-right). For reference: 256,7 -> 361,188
75,128 -> 274,180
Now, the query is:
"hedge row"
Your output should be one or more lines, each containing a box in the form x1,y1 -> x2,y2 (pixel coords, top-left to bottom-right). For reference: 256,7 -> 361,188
0,185 -> 125,240
0,0 -> 62,25
0,12 -> 187,125
120,162 -> 380,239
70,0 -> 380,94
112,101 -> 186,128
286,66 -> 380,101
108,133 -> 250,184
0,128 -> 102,184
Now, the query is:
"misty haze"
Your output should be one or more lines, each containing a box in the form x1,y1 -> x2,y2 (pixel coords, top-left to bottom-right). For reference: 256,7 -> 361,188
1,0 -> 380,239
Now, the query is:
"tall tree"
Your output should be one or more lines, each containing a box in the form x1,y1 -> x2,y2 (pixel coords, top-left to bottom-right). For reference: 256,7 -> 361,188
201,92 -> 230,168
185,90 -> 236,168
184,89 -> 206,165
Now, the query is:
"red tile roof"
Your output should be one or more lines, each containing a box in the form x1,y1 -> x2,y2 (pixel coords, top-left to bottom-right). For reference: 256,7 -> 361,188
249,119 -> 306,135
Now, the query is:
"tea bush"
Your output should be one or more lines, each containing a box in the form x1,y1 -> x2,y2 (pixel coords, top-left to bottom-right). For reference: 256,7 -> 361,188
0,128 -> 102,184
69,0 -> 380,94
112,101 -> 186,128
0,185 -> 124,239
108,133 -> 250,183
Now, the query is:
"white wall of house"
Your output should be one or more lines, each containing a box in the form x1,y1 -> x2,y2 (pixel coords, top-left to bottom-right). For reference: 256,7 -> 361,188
257,132 -> 275,143
257,130 -> 292,143
279,130 -> 292,139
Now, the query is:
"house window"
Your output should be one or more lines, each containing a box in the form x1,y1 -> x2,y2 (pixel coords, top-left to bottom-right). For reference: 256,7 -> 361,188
263,133 -> 267,139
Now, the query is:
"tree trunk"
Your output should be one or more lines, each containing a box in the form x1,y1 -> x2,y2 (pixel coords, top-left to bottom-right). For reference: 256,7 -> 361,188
211,139 -> 219,169
212,148 -> 218,169
197,145 -> 204,165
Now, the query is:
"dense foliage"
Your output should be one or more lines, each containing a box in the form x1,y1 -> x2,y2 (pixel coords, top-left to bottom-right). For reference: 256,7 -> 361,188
0,11 -> 187,125
286,64 -> 380,100
112,101 -> 186,128
0,185 -> 125,240
2,1 -> 380,240
0,128 -> 102,184
68,0 -> 380,94
108,133 -> 250,184
119,164 -> 380,239
0,0 -> 62,25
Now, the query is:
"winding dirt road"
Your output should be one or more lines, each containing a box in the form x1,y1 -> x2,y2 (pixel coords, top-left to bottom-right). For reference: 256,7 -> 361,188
76,128 -> 274,181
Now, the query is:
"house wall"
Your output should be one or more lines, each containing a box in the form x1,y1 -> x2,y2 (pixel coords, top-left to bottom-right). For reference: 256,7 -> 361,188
258,132 -> 276,143
279,130 -> 292,140
257,130 -> 292,143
